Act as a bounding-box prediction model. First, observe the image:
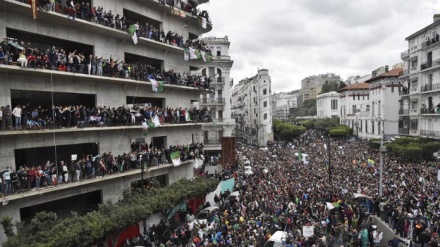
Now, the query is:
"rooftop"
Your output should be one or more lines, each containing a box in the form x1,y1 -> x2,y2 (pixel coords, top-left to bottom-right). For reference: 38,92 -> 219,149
365,68 -> 403,83
338,82 -> 369,92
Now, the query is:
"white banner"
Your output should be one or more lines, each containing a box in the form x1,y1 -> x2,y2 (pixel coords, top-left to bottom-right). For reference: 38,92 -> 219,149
302,226 -> 314,238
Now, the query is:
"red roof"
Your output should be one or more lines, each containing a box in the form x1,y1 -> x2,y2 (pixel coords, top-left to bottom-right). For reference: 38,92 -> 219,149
366,68 -> 403,83
338,82 -> 369,92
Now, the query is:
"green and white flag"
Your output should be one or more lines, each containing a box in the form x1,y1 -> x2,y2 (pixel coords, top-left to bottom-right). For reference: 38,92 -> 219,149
205,53 -> 213,62
200,51 -> 206,62
128,24 -> 138,44
150,78 -> 164,93
147,115 -> 161,129
185,111 -> 191,122
183,48 -> 189,61
170,151 -> 181,167
189,47 -> 198,60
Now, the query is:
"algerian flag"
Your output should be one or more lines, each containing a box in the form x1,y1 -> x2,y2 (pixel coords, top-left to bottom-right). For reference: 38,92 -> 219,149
198,16 -> 207,29
147,120 -> 156,129
195,49 -> 202,59
189,47 -> 198,59
183,48 -> 189,61
185,111 -> 191,122
333,201 -> 341,208
205,53 -> 213,62
152,115 -> 161,127
201,51 -> 207,62
170,151 -> 181,166
150,78 -> 164,93
128,24 -> 138,44
298,150 -> 303,162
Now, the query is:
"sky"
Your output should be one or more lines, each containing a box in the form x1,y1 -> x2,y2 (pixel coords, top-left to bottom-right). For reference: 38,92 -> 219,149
200,0 -> 438,93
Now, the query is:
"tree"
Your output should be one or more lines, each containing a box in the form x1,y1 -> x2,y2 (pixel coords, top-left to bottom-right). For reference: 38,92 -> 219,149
273,120 -> 306,140
339,81 -> 348,90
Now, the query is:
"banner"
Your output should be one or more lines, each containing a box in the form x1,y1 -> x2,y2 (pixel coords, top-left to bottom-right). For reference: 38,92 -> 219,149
367,159 -> 375,166
183,48 -> 189,61
185,111 -> 191,122
189,47 -> 198,60
31,0 -> 37,19
171,7 -> 186,18
128,24 -> 138,44
302,226 -> 314,238
326,202 -> 335,210
170,151 -> 181,167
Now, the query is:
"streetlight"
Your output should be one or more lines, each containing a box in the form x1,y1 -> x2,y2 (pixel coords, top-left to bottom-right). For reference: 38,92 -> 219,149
377,118 -> 385,197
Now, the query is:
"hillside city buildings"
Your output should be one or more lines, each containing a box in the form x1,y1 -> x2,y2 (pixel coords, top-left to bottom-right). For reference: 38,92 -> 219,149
231,69 -> 273,146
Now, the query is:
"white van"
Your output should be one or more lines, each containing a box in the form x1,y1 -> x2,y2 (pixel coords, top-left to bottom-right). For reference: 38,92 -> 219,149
264,231 -> 287,247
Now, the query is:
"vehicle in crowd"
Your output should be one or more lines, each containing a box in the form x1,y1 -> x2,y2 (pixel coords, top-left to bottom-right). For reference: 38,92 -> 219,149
264,231 -> 288,247
225,191 -> 240,204
159,223 -> 192,246
193,206 -> 219,225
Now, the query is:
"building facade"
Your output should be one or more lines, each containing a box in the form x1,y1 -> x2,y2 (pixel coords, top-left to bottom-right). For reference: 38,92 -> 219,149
193,36 -> 235,165
0,0 -> 214,243
231,69 -> 273,146
399,14 -> 440,138
357,66 -> 402,139
270,90 -> 299,120
338,82 -> 370,135
316,91 -> 340,118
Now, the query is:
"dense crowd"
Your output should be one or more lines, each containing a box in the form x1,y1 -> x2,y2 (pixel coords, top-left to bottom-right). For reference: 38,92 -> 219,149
1,36 -> 213,89
0,104 -> 214,131
0,141 -> 206,194
139,130 -> 440,247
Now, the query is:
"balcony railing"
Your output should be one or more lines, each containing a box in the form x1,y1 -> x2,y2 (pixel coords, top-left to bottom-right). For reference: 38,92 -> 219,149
399,109 -> 409,115
420,62 -> 432,70
399,90 -> 410,96
410,129 -> 418,135
410,109 -> 418,114
411,67 -> 418,72
410,45 -> 420,53
212,55 -> 231,60
422,39 -> 440,49
420,108 -> 440,114
401,50 -> 410,59
204,139 -> 221,145
400,69 -> 410,77
410,87 -> 418,93
420,129 -> 440,137
421,83 -> 440,92
199,97 -> 226,105
211,118 -> 224,122
398,128 -> 409,135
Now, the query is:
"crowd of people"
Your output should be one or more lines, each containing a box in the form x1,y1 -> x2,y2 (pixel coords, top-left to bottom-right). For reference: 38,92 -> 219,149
0,141 -> 206,195
0,104 -> 215,131
1,36 -> 214,89
139,129 -> 440,247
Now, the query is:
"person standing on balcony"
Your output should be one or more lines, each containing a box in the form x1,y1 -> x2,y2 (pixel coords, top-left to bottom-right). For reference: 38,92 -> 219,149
12,104 -> 22,129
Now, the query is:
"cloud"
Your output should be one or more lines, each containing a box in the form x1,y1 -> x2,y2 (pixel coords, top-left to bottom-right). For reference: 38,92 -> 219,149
201,0 -> 439,92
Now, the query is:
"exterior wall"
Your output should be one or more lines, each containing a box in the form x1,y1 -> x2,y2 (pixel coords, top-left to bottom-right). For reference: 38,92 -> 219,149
316,92 -> 339,118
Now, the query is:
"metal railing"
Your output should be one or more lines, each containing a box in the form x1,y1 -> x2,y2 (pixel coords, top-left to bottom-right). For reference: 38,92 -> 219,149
399,90 -> 410,96
420,108 -> 440,114
410,87 -> 418,93
199,98 -> 226,104
204,139 -> 221,145
410,129 -> 418,135
213,55 -> 231,60
398,128 -> 409,134
420,129 -> 440,137
401,50 -> 410,59
421,83 -> 440,92
410,109 -> 418,114
399,109 -> 409,115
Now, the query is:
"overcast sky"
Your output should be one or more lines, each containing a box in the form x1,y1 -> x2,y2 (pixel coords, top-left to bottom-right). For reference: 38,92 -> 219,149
200,0 -> 438,93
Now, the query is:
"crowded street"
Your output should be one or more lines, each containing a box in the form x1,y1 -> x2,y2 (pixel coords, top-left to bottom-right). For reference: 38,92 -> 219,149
142,129 -> 440,247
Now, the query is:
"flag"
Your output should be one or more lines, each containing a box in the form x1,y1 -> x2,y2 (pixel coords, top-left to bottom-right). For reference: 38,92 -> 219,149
205,53 -> 213,62
183,48 -> 189,61
198,16 -> 207,29
128,24 -> 138,44
298,151 -> 303,162
170,151 -> 181,167
367,159 -> 375,167
152,115 -> 161,127
201,51 -> 206,62
195,49 -> 202,59
189,47 -> 198,59
185,111 -> 191,122
333,201 -> 340,208
31,0 -> 38,19
326,202 -> 335,210
150,78 -> 164,93
147,120 -> 156,129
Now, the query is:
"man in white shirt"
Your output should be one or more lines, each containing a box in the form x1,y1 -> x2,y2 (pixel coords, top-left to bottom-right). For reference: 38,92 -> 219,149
12,104 -> 22,129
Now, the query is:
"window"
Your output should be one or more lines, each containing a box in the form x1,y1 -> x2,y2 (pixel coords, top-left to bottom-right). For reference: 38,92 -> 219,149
216,47 -> 221,56
353,94 -> 355,100
371,121 -> 374,134
357,93 -> 360,100
264,101 -> 267,107
366,105 -> 370,111
331,100 -> 338,110
263,89 -> 267,95
352,105 -> 357,114
378,100 -> 381,116
264,113 -> 268,119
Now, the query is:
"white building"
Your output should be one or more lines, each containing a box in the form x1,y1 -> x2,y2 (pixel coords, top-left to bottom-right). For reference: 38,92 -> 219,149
399,14 -> 440,138
357,66 -> 402,139
338,82 -> 370,133
270,90 -> 299,120
193,36 -> 235,157
231,69 -> 273,146
316,91 -> 339,118
344,74 -> 372,85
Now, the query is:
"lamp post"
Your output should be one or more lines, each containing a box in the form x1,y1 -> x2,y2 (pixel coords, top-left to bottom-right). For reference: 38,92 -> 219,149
377,118 -> 384,197
326,134 -> 331,183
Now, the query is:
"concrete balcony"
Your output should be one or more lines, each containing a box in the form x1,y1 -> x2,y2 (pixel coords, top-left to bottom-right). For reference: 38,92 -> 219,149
0,64 -> 206,93
212,55 -> 231,61
398,128 -> 409,135
420,108 -> 440,115
1,0 -> 185,54
401,50 -> 410,60
399,69 -> 410,78
199,98 -> 226,106
410,87 -> 419,94
420,129 -> 440,137
421,82 -> 440,93
210,77 -> 225,87
399,109 -> 409,115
